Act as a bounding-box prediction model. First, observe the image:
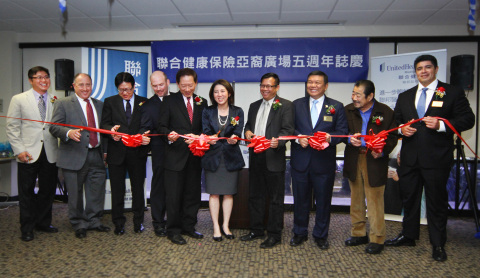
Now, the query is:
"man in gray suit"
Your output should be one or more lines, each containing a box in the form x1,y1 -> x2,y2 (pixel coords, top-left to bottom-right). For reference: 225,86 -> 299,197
50,73 -> 110,239
6,66 -> 59,242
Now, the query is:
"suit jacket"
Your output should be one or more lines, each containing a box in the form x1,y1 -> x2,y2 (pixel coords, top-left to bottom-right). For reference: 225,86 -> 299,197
49,94 -> 103,171
139,95 -> 167,168
201,105 -> 245,172
290,96 -> 348,174
6,89 -> 58,163
343,100 -> 398,187
100,94 -> 149,165
394,81 -> 475,168
157,91 -> 208,171
244,96 -> 294,172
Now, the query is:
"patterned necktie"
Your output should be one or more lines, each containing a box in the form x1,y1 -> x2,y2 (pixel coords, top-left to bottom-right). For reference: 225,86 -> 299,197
38,95 -> 46,121
417,87 -> 427,118
256,101 -> 270,136
125,100 -> 132,125
311,99 -> 319,127
187,97 -> 193,123
84,99 -> 98,147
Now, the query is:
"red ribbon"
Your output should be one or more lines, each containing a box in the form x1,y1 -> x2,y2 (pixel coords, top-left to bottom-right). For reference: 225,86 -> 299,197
308,131 -> 330,151
186,134 -> 211,157
247,136 -> 271,153
364,130 -> 388,153
121,134 -> 143,148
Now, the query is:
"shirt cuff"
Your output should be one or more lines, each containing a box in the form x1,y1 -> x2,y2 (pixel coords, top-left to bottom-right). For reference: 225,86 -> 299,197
437,120 -> 446,132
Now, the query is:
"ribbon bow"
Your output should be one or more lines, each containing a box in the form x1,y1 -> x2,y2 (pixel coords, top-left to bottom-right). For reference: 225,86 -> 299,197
247,136 -> 271,153
364,130 -> 387,153
121,134 -> 144,148
188,134 -> 211,157
308,131 -> 329,151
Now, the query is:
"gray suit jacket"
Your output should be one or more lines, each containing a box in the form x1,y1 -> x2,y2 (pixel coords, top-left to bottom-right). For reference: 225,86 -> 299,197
6,88 -> 58,163
49,94 -> 104,171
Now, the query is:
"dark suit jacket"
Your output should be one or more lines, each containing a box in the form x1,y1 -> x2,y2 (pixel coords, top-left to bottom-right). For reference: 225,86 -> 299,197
394,81 -> 475,168
157,91 -> 208,171
49,95 -> 104,171
244,96 -> 294,172
201,105 -> 245,172
290,96 -> 348,174
100,94 -> 149,165
343,100 -> 398,187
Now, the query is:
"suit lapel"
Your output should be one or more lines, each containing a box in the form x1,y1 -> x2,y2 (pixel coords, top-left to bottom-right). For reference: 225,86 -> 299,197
26,89 -> 41,121
265,97 -> 277,129
71,96 -> 87,126
174,93 -> 191,124
302,97 -> 313,129
46,94 -> 55,122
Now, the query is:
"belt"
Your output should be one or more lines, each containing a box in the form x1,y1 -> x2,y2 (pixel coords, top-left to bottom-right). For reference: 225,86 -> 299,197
359,147 -> 367,154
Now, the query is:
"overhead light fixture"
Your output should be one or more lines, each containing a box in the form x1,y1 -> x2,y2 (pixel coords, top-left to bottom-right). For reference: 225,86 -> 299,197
175,22 -> 345,28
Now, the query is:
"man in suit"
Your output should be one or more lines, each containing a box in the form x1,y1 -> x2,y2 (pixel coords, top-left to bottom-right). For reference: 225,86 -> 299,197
240,72 -> 294,248
343,80 -> 397,254
101,72 -> 150,235
289,71 -> 348,250
50,73 -> 110,239
6,66 -> 59,241
386,55 -> 475,261
139,70 -> 170,237
157,68 -> 208,245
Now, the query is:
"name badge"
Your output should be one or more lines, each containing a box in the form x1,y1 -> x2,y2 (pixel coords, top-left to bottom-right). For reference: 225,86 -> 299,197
431,101 -> 443,107
323,116 -> 333,122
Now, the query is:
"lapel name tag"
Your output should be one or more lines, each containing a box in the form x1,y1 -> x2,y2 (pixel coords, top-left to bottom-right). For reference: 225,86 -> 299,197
323,116 -> 333,122
431,101 -> 443,107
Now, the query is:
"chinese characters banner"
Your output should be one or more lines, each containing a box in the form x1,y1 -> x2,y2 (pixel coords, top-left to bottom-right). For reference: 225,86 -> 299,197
371,49 -> 447,110
151,38 -> 369,82
81,47 -> 149,101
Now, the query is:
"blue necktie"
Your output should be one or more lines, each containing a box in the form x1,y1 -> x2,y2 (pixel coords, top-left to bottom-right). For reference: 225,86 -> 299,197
126,100 -> 132,124
417,88 -> 427,118
311,99 -> 319,127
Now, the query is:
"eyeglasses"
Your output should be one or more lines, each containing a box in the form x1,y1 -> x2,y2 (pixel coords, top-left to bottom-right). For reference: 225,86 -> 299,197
259,84 -> 277,89
307,81 -> 324,86
31,76 -> 50,80
118,88 -> 133,93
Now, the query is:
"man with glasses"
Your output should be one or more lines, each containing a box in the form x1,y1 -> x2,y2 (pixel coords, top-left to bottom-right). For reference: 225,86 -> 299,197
157,68 -> 208,245
240,73 -> 294,248
101,72 -> 150,236
289,71 -> 347,250
50,73 -> 110,239
7,66 -> 59,241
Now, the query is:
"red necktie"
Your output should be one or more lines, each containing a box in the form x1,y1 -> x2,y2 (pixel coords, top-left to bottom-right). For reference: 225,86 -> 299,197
187,97 -> 193,123
84,99 -> 98,147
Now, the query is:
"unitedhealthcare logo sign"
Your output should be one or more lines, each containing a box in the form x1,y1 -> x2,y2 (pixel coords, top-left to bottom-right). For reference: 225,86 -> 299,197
380,62 -> 386,72
380,62 -> 414,73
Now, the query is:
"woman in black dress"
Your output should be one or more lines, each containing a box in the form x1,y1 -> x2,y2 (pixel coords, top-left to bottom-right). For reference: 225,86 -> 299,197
202,79 -> 245,241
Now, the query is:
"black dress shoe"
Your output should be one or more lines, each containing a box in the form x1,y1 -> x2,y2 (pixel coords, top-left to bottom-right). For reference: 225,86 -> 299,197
154,227 -> 167,237
220,227 -> 235,240
385,233 -> 416,247
315,238 -> 329,250
134,224 -> 145,233
182,230 -> 203,239
95,225 -> 111,232
345,236 -> 369,246
260,237 -> 281,248
75,229 -> 87,239
240,232 -> 265,241
36,225 -> 59,233
365,243 -> 384,254
21,231 -> 34,242
168,234 -> 187,245
432,246 -> 447,262
290,234 -> 308,247
213,236 -> 223,242
114,225 -> 125,235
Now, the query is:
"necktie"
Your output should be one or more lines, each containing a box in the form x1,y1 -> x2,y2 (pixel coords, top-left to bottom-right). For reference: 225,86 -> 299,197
256,101 -> 270,136
125,100 -> 132,125
187,97 -> 193,123
84,99 -> 98,147
311,99 -> 319,127
417,87 -> 427,118
38,95 -> 46,121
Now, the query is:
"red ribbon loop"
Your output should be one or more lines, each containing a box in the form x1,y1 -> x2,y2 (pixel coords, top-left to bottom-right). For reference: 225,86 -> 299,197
188,134 -> 211,157
308,131 -> 330,151
364,129 -> 387,153
121,134 -> 143,147
247,136 -> 271,153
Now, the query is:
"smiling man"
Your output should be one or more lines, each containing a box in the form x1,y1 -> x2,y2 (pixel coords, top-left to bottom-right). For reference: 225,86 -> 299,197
289,71 -> 347,250
387,55 -> 475,262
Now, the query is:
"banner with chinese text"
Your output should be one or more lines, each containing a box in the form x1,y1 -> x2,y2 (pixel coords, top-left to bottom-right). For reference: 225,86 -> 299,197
151,38 -> 369,82
81,47 -> 148,101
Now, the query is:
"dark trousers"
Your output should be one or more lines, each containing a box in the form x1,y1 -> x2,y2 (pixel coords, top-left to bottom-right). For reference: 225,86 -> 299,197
109,149 -> 147,227
150,144 -> 166,229
17,147 -> 57,233
399,165 -> 450,247
291,168 -> 335,239
164,154 -> 202,236
248,152 -> 285,240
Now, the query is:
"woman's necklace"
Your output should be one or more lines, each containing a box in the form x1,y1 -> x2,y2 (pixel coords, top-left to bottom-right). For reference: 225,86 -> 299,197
218,107 -> 229,126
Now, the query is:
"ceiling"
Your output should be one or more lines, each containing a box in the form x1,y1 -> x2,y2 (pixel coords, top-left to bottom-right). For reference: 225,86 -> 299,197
0,0 -> 475,33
